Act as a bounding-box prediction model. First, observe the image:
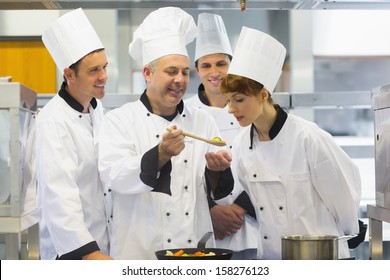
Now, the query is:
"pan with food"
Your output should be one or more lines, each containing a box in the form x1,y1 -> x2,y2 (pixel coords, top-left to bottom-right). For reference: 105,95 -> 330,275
155,248 -> 233,260
155,232 -> 233,260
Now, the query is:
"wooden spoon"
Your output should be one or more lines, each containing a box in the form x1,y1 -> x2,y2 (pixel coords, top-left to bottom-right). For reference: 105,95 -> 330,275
166,127 -> 226,147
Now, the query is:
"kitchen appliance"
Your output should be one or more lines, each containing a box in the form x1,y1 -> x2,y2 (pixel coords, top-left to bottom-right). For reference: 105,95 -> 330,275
281,234 -> 358,260
281,235 -> 338,260
372,83 -> 390,209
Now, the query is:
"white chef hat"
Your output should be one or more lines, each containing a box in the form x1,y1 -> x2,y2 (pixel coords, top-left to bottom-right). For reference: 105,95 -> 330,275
42,8 -> 104,73
128,7 -> 198,66
194,13 -> 232,62
228,26 -> 286,93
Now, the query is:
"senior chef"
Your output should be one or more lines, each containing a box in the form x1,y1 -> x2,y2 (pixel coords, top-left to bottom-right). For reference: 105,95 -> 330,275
219,26 -> 362,260
97,7 -> 234,260
37,8 -> 111,260
184,13 -> 258,260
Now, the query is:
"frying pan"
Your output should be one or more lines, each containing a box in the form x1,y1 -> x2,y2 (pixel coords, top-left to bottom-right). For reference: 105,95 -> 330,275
155,232 -> 233,260
155,248 -> 233,260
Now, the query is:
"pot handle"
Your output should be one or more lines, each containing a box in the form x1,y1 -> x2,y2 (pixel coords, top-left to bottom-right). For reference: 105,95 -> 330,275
338,234 -> 357,242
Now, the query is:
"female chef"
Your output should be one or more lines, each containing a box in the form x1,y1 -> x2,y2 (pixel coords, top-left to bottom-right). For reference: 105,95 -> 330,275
219,26 -> 361,260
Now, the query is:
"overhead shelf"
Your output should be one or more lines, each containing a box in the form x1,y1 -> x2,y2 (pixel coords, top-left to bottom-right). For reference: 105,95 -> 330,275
37,90 -> 373,110
0,0 -> 390,10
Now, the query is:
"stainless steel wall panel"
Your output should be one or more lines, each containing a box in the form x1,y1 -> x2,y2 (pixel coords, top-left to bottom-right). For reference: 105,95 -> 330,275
372,84 -> 390,209
291,91 -> 371,108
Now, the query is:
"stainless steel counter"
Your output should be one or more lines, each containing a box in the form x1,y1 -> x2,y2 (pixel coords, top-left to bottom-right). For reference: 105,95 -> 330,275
367,204 -> 390,260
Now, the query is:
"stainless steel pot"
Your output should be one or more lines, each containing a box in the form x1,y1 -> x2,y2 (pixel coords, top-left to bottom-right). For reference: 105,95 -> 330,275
281,235 -> 338,260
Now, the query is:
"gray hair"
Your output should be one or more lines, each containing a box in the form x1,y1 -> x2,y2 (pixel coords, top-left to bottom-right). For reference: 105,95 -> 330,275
146,58 -> 159,73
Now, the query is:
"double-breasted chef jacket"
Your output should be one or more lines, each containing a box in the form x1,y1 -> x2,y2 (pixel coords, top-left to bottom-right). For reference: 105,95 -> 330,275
185,85 -> 258,252
98,92 -> 233,259
233,105 -> 361,260
36,82 -> 109,259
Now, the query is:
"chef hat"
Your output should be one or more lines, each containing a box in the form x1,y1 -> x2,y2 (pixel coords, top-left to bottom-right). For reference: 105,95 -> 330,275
42,8 -> 104,73
128,7 -> 198,66
194,13 -> 232,61
228,26 -> 286,93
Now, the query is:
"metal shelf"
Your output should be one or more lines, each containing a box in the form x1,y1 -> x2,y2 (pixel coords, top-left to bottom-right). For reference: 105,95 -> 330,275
0,82 -> 39,260
0,0 -> 390,11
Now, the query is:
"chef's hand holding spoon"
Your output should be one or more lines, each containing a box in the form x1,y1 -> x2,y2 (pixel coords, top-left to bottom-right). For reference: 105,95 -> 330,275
162,125 -> 231,171
158,125 -> 185,170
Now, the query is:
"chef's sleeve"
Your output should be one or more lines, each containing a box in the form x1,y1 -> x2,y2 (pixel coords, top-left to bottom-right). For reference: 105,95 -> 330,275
57,241 -> 100,260
205,167 -> 234,200
309,131 -> 361,235
234,191 -> 257,219
140,144 -> 172,196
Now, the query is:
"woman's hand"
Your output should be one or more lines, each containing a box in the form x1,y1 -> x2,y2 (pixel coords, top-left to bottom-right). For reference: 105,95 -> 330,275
205,150 -> 232,172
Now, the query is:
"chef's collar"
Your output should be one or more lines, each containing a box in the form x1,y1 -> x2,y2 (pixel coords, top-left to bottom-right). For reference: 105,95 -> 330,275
140,90 -> 184,121
197,84 -> 211,106
249,104 -> 287,149
58,81 -> 97,113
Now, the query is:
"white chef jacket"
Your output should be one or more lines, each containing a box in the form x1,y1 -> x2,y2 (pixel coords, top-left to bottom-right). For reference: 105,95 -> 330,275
233,107 -> 361,260
185,91 -> 258,252
36,91 -> 109,259
98,96 -> 226,260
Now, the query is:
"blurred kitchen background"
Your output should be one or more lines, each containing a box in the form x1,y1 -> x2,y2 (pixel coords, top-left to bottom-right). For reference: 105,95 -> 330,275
2,0 -> 390,260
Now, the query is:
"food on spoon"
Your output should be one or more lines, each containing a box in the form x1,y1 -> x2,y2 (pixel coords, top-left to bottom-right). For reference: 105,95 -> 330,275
213,137 -> 222,142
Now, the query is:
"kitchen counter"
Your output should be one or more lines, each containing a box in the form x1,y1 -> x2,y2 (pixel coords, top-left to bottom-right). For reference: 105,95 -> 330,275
367,204 -> 390,260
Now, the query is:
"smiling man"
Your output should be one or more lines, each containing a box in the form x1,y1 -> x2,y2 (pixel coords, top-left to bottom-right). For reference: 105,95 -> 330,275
36,8 -> 111,260
97,7 -> 234,260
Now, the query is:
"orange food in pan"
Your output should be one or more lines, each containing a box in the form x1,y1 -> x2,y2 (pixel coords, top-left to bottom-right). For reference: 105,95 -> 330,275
165,249 -> 216,257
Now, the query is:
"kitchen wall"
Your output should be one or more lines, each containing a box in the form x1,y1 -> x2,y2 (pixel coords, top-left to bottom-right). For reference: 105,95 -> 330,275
0,10 -> 59,36
0,9 -> 118,93
2,9 -> 390,94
